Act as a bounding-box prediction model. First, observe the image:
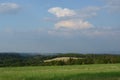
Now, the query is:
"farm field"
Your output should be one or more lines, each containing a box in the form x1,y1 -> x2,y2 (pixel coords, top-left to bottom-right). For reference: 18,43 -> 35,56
44,57 -> 80,62
0,64 -> 120,80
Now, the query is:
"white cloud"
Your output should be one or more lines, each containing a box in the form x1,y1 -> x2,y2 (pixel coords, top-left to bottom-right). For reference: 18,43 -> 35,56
55,19 -> 93,30
48,7 -> 76,17
48,6 -> 119,37
0,3 -> 21,14
48,6 -> 97,34
48,6 -> 100,19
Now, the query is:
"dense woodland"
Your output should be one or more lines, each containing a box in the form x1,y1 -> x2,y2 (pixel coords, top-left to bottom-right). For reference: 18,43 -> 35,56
0,53 -> 120,67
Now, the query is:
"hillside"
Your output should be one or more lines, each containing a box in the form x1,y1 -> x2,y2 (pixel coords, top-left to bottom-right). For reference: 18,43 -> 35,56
0,53 -> 120,67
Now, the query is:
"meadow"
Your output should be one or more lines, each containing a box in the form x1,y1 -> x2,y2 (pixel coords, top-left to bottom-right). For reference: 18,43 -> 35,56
0,64 -> 120,80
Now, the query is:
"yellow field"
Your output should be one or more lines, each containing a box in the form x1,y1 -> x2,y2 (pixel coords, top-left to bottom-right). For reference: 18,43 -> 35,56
44,57 -> 80,62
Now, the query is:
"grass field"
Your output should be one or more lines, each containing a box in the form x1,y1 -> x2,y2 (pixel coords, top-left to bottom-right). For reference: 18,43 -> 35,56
0,64 -> 120,80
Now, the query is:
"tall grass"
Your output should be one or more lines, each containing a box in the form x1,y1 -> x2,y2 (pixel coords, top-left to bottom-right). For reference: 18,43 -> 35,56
0,64 -> 120,80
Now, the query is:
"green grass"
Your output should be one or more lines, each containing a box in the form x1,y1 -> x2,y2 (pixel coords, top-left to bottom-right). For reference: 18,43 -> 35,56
0,64 -> 120,80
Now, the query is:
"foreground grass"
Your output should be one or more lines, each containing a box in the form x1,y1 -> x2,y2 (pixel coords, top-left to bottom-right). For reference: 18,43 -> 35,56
0,64 -> 120,80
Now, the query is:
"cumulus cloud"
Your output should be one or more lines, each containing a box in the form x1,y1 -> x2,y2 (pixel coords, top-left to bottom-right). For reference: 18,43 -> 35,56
55,19 -> 93,30
48,6 -> 100,19
48,7 -> 76,17
48,6 -> 98,31
47,6 -> 97,36
0,2 -> 21,14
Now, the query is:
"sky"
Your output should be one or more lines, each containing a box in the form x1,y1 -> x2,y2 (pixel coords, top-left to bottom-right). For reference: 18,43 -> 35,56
0,0 -> 120,53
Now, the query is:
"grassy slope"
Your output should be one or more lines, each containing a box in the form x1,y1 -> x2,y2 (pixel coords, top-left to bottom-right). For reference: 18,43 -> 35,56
0,64 -> 120,80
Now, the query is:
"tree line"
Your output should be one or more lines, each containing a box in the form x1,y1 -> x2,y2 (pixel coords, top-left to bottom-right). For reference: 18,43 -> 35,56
0,53 -> 120,67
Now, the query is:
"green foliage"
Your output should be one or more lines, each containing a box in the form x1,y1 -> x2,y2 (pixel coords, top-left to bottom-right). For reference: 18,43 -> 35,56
0,53 -> 120,67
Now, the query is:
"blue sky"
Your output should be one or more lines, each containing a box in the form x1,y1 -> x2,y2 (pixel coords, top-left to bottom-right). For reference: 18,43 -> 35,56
0,0 -> 120,53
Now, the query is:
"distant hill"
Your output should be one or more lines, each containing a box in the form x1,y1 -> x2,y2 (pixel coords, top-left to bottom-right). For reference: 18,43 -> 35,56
0,52 -> 120,67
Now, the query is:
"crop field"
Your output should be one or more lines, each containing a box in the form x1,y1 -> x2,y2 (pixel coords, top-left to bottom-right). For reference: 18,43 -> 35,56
0,64 -> 120,80
44,57 -> 80,62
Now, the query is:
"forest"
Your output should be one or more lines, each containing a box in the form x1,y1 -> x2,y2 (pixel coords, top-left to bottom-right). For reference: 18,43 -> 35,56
0,53 -> 120,67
